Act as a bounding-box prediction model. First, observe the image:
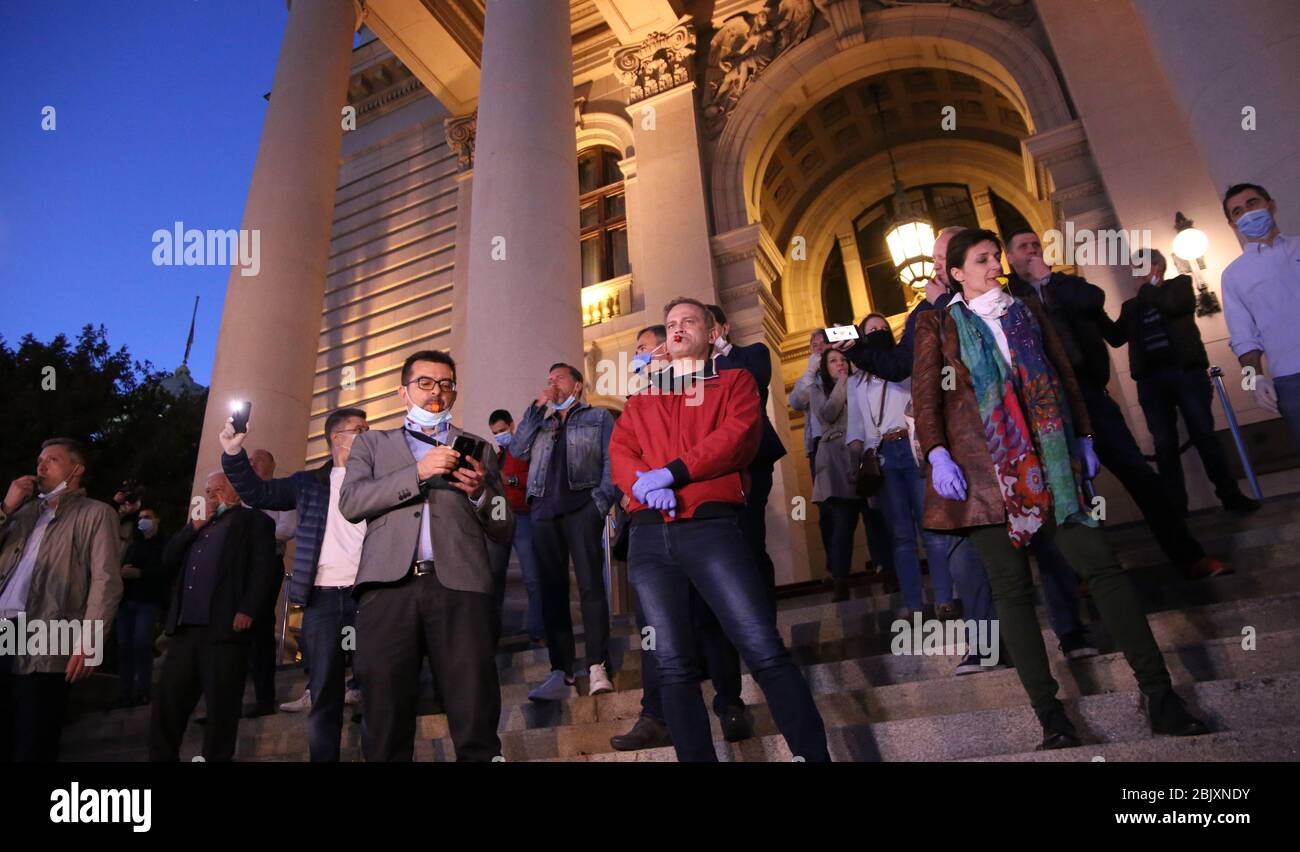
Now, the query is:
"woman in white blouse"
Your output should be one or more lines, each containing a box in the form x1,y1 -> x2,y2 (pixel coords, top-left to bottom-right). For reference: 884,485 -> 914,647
847,313 -> 959,619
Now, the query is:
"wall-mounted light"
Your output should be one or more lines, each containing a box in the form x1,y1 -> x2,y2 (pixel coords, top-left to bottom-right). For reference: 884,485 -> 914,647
1172,211 -> 1221,317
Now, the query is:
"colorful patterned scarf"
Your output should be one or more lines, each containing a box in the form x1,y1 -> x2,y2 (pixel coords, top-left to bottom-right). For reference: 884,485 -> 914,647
950,297 -> 1094,547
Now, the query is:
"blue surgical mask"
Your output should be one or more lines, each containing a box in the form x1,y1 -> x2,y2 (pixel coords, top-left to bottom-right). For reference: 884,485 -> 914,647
137,518 -> 155,534
1236,208 -> 1275,240
551,394 -> 577,412
215,503 -> 229,517
407,403 -> 452,430
632,344 -> 666,374
493,432 -> 512,448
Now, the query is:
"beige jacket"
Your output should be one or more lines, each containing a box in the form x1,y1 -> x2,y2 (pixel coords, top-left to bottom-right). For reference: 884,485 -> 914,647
0,489 -> 123,674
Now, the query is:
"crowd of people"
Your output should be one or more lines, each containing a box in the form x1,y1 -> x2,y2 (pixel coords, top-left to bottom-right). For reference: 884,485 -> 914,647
0,181 -> 1290,762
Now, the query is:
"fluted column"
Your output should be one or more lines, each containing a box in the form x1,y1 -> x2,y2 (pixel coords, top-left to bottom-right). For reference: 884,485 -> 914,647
457,0 -> 582,432
190,0 -> 359,497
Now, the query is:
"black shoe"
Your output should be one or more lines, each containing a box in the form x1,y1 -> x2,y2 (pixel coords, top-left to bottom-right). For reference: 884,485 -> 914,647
719,704 -> 754,743
243,701 -> 277,719
609,715 -> 673,751
1034,703 -> 1080,751
831,579 -> 850,603
1221,492 -> 1262,514
1144,687 -> 1211,737
1058,629 -> 1099,660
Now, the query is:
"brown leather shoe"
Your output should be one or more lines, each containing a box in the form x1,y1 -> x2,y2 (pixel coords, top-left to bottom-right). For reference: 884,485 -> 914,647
1188,556 -> 1234,580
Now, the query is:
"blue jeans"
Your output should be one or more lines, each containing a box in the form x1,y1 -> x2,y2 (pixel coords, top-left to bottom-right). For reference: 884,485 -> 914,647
301,586 -> 357,762
513,514 -> 545,640
629,517 -> 830,762
876,439 -> 955,610
115,600 -> 159,702
1271,372 -> 1300,455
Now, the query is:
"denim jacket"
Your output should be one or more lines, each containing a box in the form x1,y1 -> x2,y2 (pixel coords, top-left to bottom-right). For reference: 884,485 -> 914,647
513,401 -> 618,516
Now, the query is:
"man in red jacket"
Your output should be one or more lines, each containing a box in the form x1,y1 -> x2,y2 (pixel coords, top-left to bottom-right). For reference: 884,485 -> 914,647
610,296 -> 829,762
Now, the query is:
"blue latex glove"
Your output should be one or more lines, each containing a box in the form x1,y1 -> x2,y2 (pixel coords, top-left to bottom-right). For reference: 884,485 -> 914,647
644,487 -> 677,518
1075,436 -> 1100,480
928,447 -> 968,501
633,468 -> 675,503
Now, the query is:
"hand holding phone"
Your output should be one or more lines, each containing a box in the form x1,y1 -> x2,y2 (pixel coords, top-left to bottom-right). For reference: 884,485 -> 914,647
824,325 -> 860,343
231,401 -> 252,434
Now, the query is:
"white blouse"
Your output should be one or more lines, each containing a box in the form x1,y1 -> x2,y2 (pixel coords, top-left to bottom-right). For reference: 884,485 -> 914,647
845,371 -> 912,450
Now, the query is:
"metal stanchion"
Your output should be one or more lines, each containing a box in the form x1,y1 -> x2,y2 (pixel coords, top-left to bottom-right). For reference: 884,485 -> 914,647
1210,366 -> 1264,501
277,571 -> 291,665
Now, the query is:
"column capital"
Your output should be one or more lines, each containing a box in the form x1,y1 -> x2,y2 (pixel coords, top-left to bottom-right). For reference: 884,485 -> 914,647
611,16 -> 696,105
443,112 -> 477,171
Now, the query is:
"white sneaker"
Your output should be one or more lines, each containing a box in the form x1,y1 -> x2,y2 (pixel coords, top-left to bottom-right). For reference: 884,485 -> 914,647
344,688 -> 362,706
528,670 -> 576,702
280,689 -> 311,713
588,663 -> 614,695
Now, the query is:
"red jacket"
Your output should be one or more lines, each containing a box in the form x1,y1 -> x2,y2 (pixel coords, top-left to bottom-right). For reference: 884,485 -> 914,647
498,449 -> 530,514
610,362 -> 762,521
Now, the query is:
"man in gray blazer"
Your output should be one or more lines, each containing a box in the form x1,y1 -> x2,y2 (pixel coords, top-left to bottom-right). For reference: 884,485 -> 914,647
339,349 -> 514,761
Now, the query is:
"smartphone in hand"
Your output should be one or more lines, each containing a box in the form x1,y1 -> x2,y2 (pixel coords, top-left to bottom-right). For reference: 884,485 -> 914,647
231,401 -> 252,434
824,325 -> 860,343
444,435 -> 485,484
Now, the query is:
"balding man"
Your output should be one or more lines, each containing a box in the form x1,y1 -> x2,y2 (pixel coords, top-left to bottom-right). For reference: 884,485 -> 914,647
150,471 -> 278,761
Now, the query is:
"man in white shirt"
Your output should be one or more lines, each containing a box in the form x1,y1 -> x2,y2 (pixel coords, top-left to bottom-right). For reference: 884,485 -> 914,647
220,408 -> 369,761
1221,182 -> 1300,448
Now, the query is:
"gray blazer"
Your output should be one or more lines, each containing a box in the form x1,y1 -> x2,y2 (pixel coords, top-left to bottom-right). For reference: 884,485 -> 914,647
339,425 -> 514,595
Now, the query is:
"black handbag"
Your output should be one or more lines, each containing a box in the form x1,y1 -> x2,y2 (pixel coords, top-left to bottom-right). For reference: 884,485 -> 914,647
854,379 -> 888,499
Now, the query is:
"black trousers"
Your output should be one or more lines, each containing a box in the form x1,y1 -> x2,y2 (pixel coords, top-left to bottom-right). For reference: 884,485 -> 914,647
1081,385 -> 1205,566
354,571 -> 501,762
247,572 -> 282,706
486,537 -> 510,646
0,653 -> 71,762
740,462 -> 777,615
533,500 -> 610,675
149,626 -> 249,761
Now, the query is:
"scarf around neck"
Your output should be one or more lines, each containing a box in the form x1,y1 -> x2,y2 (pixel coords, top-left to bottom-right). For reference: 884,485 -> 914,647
949,296 -> 1094,546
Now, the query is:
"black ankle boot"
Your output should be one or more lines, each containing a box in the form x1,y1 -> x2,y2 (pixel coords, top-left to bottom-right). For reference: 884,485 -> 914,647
1143,687 -> 1211,737
1034,702 -> 1080,751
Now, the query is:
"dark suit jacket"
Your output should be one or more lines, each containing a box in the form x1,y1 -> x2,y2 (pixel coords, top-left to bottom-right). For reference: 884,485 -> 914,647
1102,274 -> 1208,380
1007,271 -> 1112,390
161,506 -> 279,641
714,341 -> 788,467
339,425 -> 514,595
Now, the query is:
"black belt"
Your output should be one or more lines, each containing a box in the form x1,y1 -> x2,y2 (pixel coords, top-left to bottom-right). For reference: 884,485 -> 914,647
412,559 -> 436,577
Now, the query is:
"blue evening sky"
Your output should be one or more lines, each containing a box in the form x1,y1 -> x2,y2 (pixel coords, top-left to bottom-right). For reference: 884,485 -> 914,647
1,1 -> 309,385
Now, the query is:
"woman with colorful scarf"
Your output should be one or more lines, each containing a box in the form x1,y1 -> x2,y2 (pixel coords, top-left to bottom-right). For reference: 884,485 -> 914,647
911,228 -> 1209,749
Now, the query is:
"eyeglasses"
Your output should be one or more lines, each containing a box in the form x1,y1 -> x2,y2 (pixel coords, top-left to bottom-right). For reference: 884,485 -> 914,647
405,377 -> 457,393
333,426 -> 369,437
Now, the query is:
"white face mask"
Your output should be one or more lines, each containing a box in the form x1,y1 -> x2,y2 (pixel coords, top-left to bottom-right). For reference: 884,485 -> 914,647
713,336 -> 729,353
38,479 -> 70,501
407,403 -> 452,430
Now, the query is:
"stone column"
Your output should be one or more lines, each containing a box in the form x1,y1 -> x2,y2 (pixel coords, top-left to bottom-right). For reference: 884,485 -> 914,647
613,17 -> 717,315
712,224 -> 813,586
1132,0 -> 1300,228
190,0 -> 359,498
444,112 -> 476,396
836,231 -> 871,321
457,0 -> 582,433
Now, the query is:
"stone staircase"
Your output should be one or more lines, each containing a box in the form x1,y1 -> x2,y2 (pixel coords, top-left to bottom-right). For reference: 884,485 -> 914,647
60,495 -> 1300,762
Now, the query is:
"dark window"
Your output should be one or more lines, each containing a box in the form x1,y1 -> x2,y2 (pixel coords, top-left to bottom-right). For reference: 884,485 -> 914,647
821,242 -> 855,326
578,147 -> 630,287
989,189 -> 1033,243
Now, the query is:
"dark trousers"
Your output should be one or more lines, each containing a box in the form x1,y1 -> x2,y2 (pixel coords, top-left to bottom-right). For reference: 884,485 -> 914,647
533,500 -> 610,675
486,537 -> 510,646
0,652 -> 71,762
116,599 -> 160,703
247,571 -> 283,706
301,586 -> 356,762
149,625 -> 249,761
630,517 -> 829,762
1137,366 -> 1242,512
353,572 -> 500,761
739,463 -> 777,614
968,518 -> 1170,715
825,498 -> 863,581
810,448 -> 836,565
1081,385 -> 1204,565
636,585 -> 744,722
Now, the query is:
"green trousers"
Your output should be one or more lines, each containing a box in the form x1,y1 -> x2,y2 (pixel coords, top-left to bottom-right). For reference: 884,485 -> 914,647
968,518 -> 1171,714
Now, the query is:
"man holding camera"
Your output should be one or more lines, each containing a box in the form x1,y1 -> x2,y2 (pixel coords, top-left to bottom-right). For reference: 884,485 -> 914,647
339,350 -> 513,761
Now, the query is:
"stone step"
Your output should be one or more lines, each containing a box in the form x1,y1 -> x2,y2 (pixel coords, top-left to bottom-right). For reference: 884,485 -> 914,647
59,590 -> 1300,755
964,725 -> 1300,762
63,622 -> 1300,762
525,671 -> 1300,762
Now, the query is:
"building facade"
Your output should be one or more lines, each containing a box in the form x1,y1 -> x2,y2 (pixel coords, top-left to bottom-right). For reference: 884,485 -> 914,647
191,0 -> 1300,586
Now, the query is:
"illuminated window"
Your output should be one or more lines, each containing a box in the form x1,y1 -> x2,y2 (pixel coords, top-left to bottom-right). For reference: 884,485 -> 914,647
578,147 -> 630,288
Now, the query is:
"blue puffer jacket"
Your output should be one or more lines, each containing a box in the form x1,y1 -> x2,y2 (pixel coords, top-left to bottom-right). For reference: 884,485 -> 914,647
222,450 -> 332,607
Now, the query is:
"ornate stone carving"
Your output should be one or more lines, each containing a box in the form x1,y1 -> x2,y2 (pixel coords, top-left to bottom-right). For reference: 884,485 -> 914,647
612,17 -> 697,104
873,0 -> 1035,27
444,112 -> 477,170
701,0 -> 826,137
